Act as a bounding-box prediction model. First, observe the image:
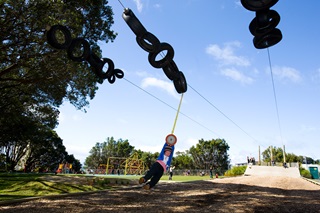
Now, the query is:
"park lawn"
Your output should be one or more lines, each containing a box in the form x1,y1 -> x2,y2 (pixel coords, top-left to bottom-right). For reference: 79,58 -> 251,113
0,173 -> 216,202
0,173 -> 119,202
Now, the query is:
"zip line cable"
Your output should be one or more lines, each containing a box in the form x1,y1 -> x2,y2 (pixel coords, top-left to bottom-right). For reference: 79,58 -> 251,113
267,48 -> 284,148
123,77 -> 250,152
123,77 -> 220,136
116,2 -> 264,151
187,84 -> 259,143
117,0 -> 125,9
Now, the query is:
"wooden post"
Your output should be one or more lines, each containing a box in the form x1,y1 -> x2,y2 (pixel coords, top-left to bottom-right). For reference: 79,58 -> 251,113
270,146 -> 273,165
283,145 -> 286,163
258,146 -> 261,165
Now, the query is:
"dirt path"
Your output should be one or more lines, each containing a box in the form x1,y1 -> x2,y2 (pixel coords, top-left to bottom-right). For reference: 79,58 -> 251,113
1,176 -> 320,213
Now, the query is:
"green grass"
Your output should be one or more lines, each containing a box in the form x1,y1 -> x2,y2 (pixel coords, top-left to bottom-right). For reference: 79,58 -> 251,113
0,173 -> 116,202
0,173 -> 217,202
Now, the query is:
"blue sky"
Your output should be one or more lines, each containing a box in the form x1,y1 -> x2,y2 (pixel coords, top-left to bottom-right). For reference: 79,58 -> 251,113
55,0 -> 320,165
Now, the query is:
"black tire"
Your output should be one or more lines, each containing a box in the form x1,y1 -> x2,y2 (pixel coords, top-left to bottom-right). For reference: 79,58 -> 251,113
253,28 -> 282,49
108,75 -> 116,84
122,8 -> 147,37
162,60 -> 180,81
148,42 -> 174,69
87,52 -> 103,70
249,10 -> 280,36
240,0 -> 278,11
46,25 -> 72,49
100,58 -> 115,79
114,69 -> 124,79
87,52 -> 104,78
173,71 -> 187,94
67,38 -> 90,62
136,32 -> 160,53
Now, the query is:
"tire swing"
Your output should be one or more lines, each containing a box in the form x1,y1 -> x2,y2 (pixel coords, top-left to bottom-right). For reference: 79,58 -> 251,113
253,28 -> 282,49
67,38 -> 90,62
122,8 -> 187,94
46,25 -> 124,84
240,0 -> 278,11
46,25 -> 72,49
148,42 -> 174,69
240,0 -> 282,49
249,9 -> 280,36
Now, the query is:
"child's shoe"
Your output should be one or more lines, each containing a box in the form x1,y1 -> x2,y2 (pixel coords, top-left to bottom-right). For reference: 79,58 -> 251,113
139,177 -> 146,184
143,184 -> 150,190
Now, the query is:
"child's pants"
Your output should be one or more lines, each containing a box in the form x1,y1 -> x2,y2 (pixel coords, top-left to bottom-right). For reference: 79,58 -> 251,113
143,162 -> 164,188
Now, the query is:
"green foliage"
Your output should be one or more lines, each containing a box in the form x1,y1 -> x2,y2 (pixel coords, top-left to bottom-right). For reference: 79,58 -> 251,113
224,166 -> 246,177
172,151 -> 194,169
84,137 -> 135,169
189,138 -> 230,174
262,146 -> 315,164
299,168 -> 312,179
0,0 -> 116,172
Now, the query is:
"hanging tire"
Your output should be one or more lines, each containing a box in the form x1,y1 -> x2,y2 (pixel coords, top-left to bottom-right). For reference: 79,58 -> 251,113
249,10 -> 280,36
100,58 -> 115,79
122,8 -> 147,37
253,28 -> 282,49
87,52 -> 103,70
136,32 -> 161,53
108,75 -> 116,84
114,69 -> 124,79
87,52 -> 104,78
67,38 -> 90,62
148,42 -> 174,69
162,60 -> 180,81
173,71 -> 187,94
240,0 -> 278,11
46,25 -> 72,49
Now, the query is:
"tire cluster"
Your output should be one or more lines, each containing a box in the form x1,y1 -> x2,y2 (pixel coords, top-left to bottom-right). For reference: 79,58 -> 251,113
241,0 -> 282,49
122,8 -> 187,94
46,25 -> 124,84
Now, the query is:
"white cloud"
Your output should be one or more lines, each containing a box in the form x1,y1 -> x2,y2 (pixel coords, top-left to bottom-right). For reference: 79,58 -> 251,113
141,77 -> 180,99
270,66 -> 302,83
206,41 -> 250,67
133,0 -> 143,12
221,68 -> 254,85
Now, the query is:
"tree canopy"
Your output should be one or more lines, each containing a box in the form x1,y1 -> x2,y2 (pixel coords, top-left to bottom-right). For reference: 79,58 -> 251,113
262,146 -> 316,164
0,0 -> 117,172
84,137 -> 135,169
84,137 -> 231,175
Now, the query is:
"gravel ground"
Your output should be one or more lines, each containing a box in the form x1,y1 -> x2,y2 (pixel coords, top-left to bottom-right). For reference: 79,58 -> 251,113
1,176 -> 320,213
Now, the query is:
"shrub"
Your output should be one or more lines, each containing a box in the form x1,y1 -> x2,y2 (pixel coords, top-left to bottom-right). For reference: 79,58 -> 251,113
224,166 -> 246,177
299,168 -> 312,179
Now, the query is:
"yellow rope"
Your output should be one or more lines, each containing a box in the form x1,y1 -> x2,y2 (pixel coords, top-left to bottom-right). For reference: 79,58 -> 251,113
171,93 -> 184,134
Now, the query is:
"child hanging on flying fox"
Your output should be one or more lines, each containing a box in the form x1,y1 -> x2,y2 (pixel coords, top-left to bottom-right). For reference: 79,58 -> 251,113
139,141 -> 175,190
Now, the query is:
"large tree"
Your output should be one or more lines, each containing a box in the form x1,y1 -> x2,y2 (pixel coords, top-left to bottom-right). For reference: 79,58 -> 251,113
189,138 -> 230,174
1,0 -> 116,109
1,0 -> 117,170
84,137 -> 135,169
261,146 -> 315,164
172,150 -> 195,170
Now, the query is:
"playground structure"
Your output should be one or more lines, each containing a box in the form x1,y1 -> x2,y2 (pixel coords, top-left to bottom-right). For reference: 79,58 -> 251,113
93,152 -> 148,175
56,163 -> 73,174
108,152 -> 148,175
